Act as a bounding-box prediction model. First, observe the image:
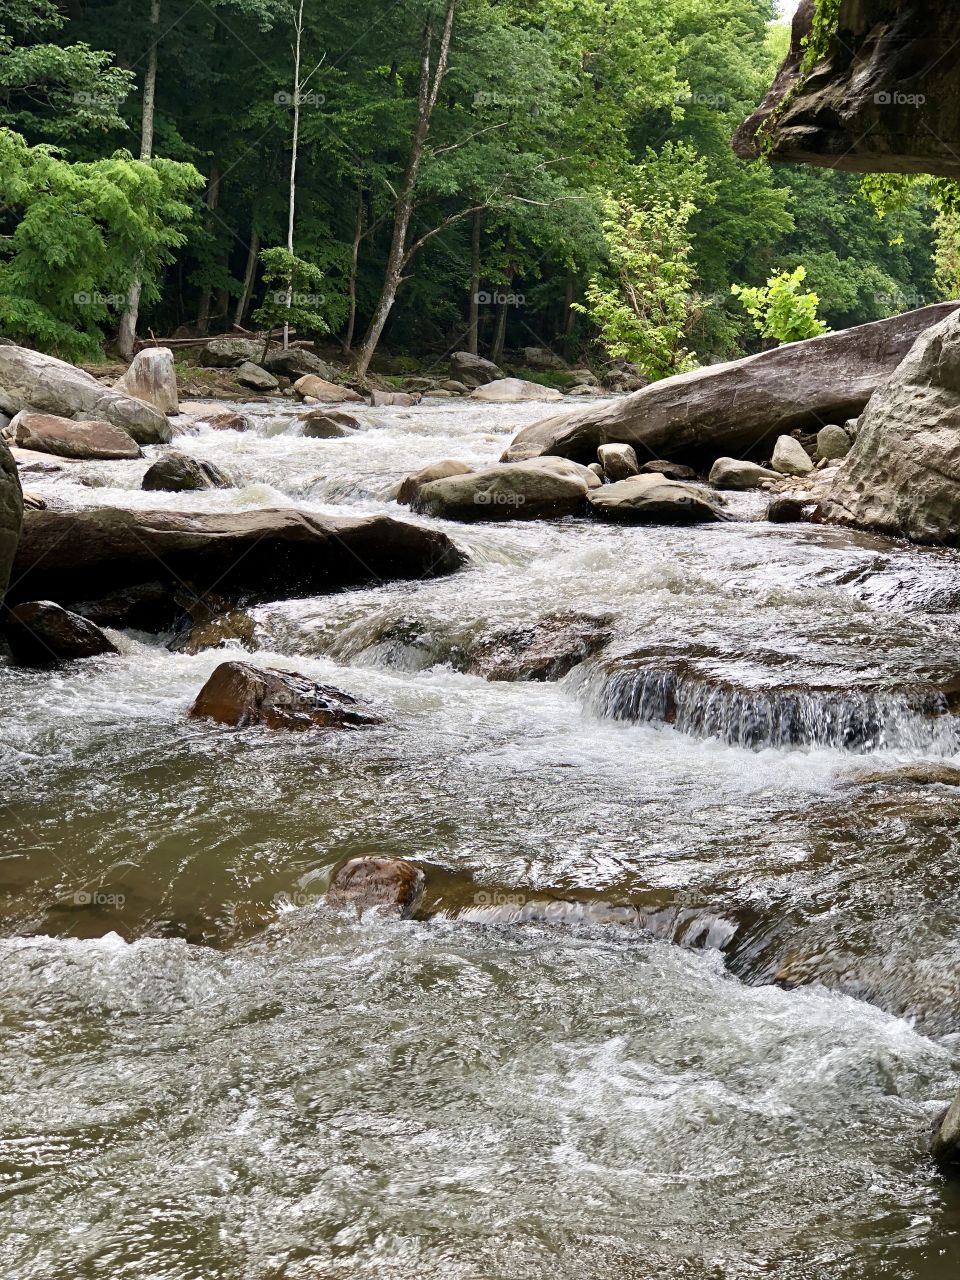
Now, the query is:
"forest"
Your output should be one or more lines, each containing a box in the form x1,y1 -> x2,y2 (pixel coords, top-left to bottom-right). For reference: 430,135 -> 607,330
0,0 -> 954,377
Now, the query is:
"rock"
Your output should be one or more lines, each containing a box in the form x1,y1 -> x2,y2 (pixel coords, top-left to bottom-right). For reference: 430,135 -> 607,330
449,351 -> 503,388
12,411 -> 142,461
22,492 -> 46,511
299,409 -> 361,438
411,458 -> 597,522
114,346 -> 179,415
470,377 -> 563,403
235,361 -> 279,391
469,612 -> 613,681
597,443 -> 639,481
198,409 -> 250,432
142,450 -> 233,492
9,507 -> 464,612
771,435 -> 814,476
522,346 -> 567,371
851,763 -> 960,789
441,380 -> 469,394
189,660 -> 378,731
844,416 -> 861,440
602,360 -> 648,393
503,305 -> 960,464
815,423 -> 852,461
708,457 -> 780,490
586,474 -> 725,524
3,600 -> 118,665
0,440 -> 23,602
261,347 -> 338,381
422,390 -> 452,399
292,375 -> 363,404
370,390 -> 420,407
169,609 -> 256,655
74,582 -> 180,632
587,462 -> 604,480
568,369 -> 598,387
765,496 -> 808,524
197,336 -> 268,368
733,0 -> 960,179
567,385 -> 605,397
640,460 -> 698,481
819,309 -> 960,543
397,459 -> 473,505
326,855 -> 424,916
0,342 -> 171,444
931,1089 -> 960,1168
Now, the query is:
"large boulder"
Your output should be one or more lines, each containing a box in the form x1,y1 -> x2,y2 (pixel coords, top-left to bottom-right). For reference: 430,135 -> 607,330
397,459 -> 473,505
521,346 -> 568,371
502,305 -> 959,465
326,855 -> 424,916
586,474 -> 725,524
189,661 -> 378,731
12,411 -> 142,461
114,347 -> 179,415
816,424 -> 852,460
261,347 -> 339,381
293,375 -> 363,404
734,0 -> 960,179
3,600 -> 117,665
819,308 -> 960,543
8,507 -> 464,610
597,443 -> 639,481
141,451 -> 233,492
411,458 -> 597,522
470,377 -> 563,403
0,440 -> 23,603
235,361 -> 279,392
771,435 -> 814,476
0,343 -> 171,445
449,351 -> 502,388
197,336 -> 267,368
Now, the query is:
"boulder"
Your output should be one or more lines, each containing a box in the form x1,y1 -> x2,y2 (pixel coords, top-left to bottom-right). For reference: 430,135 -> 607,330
771,435 -> 814,476
169,609 -> 255,655
931,1088 -> 960,1168
816,423 -> 852,460
299,409 -> 361,438
292,375 -> 363,404
12,411 -> 142,461
470,377 -> 563,403
587,474 -> 725,524
370,390 -> 420,407
708,457 -> 780,490
114,347 -> 179,415
819,308 -> 960,543
522,346 -> 567,371
197,336 -> 267,368
641,460 -> 697,481
261,347 -> 339,381
196,408 -> 250,432
189,660 -> 378,731
469,612 -> 613,681
8,507 -> 464,610
422,390 -> 452,399
567,385 -> 605,397
235,361 -> 279,392
503,305 -> 959,464
568,369 -> 598,387
733,0 -> 960,179
597,442 -> 639,481
0,440 -> 23,602
142,451 -> 233,492
326,855 -> 424,916
397,459 -> 473,505
411,457 -> 597,522
0,342 -> 171,444
449,351 -> 503,388
441,380 -> 469,394
4,600 -> 118,665
765,496 -> 809,524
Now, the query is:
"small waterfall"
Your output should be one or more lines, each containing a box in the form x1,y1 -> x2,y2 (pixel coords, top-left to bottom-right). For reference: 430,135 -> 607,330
587,664 -> 960,752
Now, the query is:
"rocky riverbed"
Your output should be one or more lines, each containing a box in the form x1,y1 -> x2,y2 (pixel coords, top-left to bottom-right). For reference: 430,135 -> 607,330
4,394 -> 960,1277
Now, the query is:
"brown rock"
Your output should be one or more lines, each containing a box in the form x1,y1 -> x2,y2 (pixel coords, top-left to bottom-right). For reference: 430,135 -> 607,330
170,609 -> 256,655
397,459 -> 473,505
293,375 -> 364,404
0,440 -> 23,603
12,411 -> 142,461
370,390 -> 420,407
4,600 -> 118,665
114,347 -> 179,415
299,409 -> 361,438
326,855 -> 424,916
189,660 -> 378,730
469,612 -> 613,681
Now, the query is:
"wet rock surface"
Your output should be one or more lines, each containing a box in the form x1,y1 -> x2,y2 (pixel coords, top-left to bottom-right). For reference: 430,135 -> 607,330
12,411 -> 142,461
189,660 -> 379,730
587,474 -> 725,523
326,855 -> 424,915
4,599 -> 118,664
141,451 -> 233,491
412,457 -> 596,521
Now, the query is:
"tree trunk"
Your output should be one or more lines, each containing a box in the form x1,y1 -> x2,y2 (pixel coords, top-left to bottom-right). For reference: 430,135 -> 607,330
283,0 -> 305,352
564,267 -> 577,336
195,165 -> 222,335
491,271 -> 512,365
343,184 -> 364,353
467,210 -> 481,355
234,224 -> 260,329
118,0 -> 160,359
352,0 -> 456,380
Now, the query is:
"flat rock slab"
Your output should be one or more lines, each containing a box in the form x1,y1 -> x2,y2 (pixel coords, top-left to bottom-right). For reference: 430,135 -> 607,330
190,660 -> 378,731
502,304 -> 960,465
13,411 -> 142,461
8,506 -> 464,608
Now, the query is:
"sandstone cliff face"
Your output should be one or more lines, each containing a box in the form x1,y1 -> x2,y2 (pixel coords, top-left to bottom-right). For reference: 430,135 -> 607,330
734,0 -> 960,178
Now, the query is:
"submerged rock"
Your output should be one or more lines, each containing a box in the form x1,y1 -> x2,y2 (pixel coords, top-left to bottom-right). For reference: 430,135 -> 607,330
709,457 -> 779,490
114,347 -> 179,415
771,435 -> 814,476
469,377 -> 563,403
0,342 -> 171,445
12,411 -> 142,461
412,457 -> 596,522
4,600 -> 118,665
142,450 -> 233,491
170,609 -> 256,655
765,495 -> 809,524
190,660 -> 379,730
293,375 -> 363,404
326,855 -> 424,916
397,459 -> 473,505
587,474 -> 724,523
469,612 -> 613,681
0,440 -> 23,603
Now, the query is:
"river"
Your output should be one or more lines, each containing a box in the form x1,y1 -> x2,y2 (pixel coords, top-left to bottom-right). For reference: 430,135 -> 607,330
3,395 -> 960,1277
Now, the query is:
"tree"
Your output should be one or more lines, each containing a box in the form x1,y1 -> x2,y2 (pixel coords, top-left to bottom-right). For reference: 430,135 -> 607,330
731,266 -> 829,344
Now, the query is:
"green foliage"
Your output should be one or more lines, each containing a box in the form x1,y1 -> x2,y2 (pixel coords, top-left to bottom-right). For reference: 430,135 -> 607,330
0,129 -> 202,359
251,247 -> 330,339
731,266 -> 829,344
801,0 -> 842,72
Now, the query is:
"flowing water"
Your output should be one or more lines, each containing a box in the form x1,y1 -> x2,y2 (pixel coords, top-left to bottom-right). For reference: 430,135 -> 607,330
4,397 -> 960,1278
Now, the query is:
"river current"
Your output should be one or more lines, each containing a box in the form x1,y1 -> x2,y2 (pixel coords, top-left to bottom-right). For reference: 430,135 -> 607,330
3,396 -> 960,1278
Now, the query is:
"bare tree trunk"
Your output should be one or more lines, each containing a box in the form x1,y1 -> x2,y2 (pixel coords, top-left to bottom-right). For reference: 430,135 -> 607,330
352,0 -> 456,380
195,165 -> 222,335
467,210 -> 481,355
564,267 -> 577,336
234,224 -> 260,328
491,271 -> 512,365
118,0 -> 160,359
343,184 -> 364,353
283,0 -> 305,352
